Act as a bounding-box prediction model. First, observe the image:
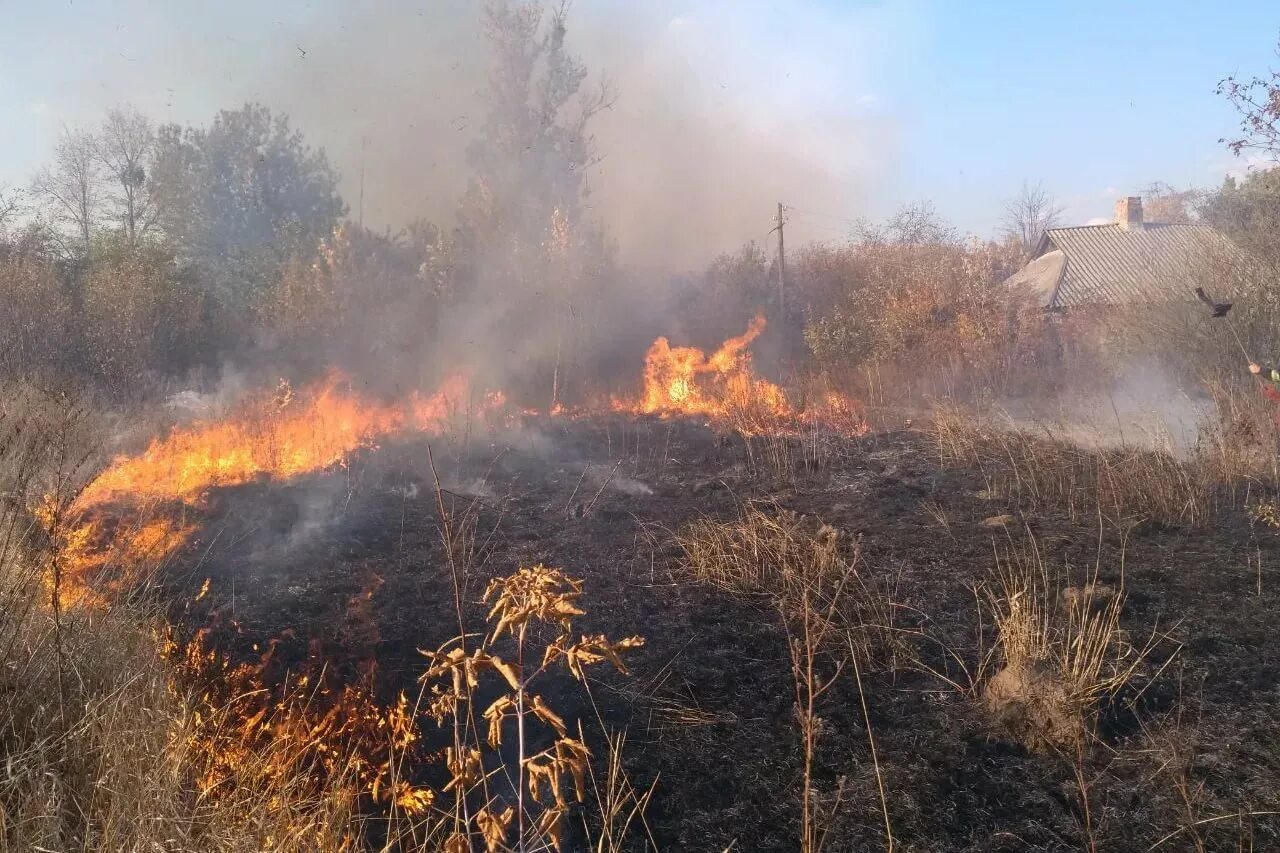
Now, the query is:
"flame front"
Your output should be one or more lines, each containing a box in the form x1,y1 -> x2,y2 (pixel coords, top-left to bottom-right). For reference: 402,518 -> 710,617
630,314 -> 791,420
54,321 -> 864,609
54,372 -> 503,608
79,372 -> 483,509
619,314 -> 868,437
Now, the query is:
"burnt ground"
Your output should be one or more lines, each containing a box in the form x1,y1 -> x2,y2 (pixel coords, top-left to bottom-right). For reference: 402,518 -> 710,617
159,415 -> 1280,852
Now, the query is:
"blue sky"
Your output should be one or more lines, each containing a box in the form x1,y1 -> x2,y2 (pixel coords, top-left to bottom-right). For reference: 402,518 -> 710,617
875,2 -> 1280,233
1,1 -> 1277,258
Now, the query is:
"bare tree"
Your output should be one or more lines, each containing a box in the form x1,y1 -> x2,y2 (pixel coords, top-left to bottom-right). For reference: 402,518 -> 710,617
31,127 -> 101,257
1219,39 -> 1280,157
1002,180 -> 1064,260
0,185 -> 22,233
1141,181 -> 1197,224
97,106 -> 155,246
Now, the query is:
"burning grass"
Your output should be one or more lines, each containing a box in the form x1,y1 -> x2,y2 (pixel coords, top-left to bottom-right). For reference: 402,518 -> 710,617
13,307 -> 1280,851
9,373 -> 1280,851
616,314 -> 867,439
0,377 -> 659,852
4,547 -> 650,850
55,319 -> 866,609
48,372 -> 511,609
0,386 -> 359,852
77,372 -> 496,509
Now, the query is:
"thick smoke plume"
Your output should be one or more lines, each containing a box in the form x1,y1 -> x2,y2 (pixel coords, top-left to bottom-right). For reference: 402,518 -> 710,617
33,1 -> 899,268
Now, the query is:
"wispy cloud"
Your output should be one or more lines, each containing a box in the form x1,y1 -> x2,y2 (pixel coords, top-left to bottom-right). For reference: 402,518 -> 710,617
1207,151 -> 1280,180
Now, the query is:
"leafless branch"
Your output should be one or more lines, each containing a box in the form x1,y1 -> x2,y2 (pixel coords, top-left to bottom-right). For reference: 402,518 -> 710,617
1002,180 -> 1064,260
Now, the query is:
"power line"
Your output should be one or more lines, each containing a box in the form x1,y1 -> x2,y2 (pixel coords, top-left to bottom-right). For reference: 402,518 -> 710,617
786,205 -> 864,228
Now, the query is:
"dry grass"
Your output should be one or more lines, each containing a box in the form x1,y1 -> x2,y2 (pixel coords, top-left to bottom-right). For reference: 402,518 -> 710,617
980,539 -> 1158,754
930,400 -> 1280,527
676,504 -> 899,851
718,403 -> 838,482
676,504 -> 900,667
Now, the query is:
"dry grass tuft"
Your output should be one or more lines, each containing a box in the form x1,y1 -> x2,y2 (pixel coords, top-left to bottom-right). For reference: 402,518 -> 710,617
981,540 -> 1156,754
676,503 -> 899,669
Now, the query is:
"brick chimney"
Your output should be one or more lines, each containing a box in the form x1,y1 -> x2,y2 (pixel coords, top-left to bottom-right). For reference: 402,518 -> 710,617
1115,196 -> 1143,231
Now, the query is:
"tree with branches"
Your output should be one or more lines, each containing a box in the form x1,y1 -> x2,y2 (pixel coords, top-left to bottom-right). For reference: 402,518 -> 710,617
0,185 -> 21,234
97,106 -> 156,247
31,127 -> 101,258
1219,39 -> 1280,157
455,0 -> 618,405
1001,181 -> 1064,261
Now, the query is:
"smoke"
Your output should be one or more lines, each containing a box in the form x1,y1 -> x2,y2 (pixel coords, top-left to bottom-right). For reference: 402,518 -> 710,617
272,0 -> 903,266
6,0 -> 923,410
578,1 -> 904,266
1000,358 -> 1212,456
25,1 -> 904,269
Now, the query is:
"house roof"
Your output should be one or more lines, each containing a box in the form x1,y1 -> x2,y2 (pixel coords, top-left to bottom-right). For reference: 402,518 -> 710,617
1013,223 -> 1241,310
1005,248 -> 1065,305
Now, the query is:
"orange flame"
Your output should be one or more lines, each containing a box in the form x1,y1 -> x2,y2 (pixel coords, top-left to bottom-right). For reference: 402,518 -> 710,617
54,371 -> 507,608
79,372 -> 487,509
617,314 -> 867,437
624,314 -> 791,420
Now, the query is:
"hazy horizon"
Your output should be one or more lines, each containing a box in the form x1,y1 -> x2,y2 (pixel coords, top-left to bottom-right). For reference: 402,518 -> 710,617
2,1 -> 1279,267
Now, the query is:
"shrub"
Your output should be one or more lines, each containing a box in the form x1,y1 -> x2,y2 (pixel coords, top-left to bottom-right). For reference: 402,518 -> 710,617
795,216 -> 1043,401
981,541 -> 1152,754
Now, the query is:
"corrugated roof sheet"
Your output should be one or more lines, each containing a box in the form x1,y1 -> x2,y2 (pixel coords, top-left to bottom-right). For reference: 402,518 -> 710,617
1038,223 -> 1239,309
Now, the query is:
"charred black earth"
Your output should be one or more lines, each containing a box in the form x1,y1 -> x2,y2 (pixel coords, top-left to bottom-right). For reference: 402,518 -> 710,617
162,415 -> 1280,852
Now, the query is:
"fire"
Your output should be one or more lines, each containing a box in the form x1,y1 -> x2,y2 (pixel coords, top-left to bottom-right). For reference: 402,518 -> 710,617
53,371 -> 506,608
627,314 -> 791,420
38,497 -> 195,609
51,325 -> 863,609
616,314 -> 869,437
79,372 -> 486,509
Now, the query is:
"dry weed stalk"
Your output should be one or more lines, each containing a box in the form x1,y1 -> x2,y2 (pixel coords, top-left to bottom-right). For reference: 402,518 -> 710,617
676,504 -> 898,851
580,728 -> 658,852
419,564 -> 645,852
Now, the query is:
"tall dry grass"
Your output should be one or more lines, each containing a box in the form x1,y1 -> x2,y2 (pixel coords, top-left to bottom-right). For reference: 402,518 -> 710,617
0,382 -> 364,852
676,504 -> 898,852
930,394 -> 1279,526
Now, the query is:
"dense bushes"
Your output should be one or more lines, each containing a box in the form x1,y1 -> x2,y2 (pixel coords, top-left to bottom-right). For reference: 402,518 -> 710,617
264,222 -> 450,391
676,207 -> 1054,404
0,237 -> 73,381
78,241 -> 207,391
799,236 -> 1038,390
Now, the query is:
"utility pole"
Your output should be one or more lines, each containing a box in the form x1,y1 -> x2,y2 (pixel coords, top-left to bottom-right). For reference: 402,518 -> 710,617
775,202 -> 787,318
